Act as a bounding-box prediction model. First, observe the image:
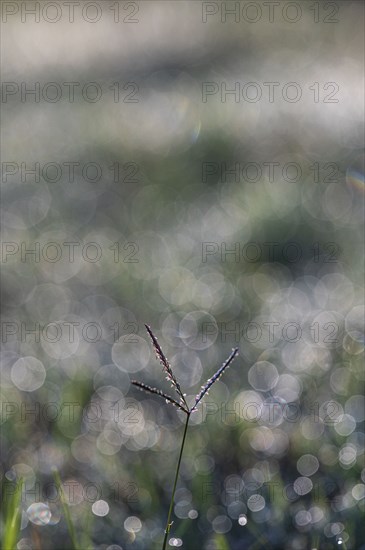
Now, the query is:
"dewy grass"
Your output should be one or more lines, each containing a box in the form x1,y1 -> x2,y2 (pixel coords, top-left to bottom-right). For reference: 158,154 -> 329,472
132,325 -> 239,550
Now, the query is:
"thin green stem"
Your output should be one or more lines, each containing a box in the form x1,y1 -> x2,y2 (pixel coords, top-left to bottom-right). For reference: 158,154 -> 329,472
162,412 -> 190,550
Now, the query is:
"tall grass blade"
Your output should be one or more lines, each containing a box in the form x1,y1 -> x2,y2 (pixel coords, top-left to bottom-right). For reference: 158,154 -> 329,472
2,477 -> 23,550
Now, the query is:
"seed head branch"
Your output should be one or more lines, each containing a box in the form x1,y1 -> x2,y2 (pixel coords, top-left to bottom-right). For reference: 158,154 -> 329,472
144,324 -> 188,410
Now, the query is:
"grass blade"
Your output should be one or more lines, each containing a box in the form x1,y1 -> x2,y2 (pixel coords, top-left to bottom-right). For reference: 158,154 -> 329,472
2,477 -> 23,550
53,469 -> 80,550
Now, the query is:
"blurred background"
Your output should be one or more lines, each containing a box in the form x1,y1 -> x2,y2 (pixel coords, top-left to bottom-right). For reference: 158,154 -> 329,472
1,1 -> 364,549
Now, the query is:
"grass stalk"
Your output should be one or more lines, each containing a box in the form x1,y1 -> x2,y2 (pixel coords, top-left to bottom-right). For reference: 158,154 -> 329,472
132,326 -> 239,549
162,412 -> 190,550
2,477 -> 23,550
